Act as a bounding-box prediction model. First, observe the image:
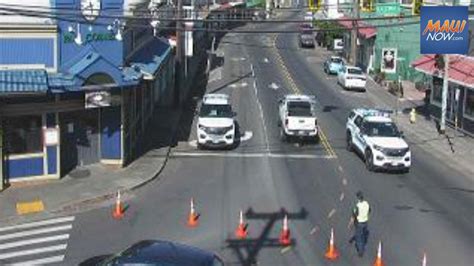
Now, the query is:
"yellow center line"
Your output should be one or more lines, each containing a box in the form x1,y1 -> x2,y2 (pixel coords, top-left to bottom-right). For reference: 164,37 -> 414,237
271,34 -> 338,158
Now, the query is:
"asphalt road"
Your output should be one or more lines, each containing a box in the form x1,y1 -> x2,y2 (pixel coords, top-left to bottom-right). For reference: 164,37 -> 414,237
5,12 -> 472,266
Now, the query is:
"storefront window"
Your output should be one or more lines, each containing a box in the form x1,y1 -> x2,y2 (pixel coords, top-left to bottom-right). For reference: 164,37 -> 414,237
431,77 -> 443,103
4,115 -> 43,154
464,89 -> 474,118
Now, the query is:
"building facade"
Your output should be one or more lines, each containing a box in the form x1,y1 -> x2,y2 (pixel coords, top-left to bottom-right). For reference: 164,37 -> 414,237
0,0 -> 174,184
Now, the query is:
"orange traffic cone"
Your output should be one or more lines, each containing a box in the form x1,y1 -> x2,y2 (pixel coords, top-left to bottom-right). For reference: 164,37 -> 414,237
187,198 -> 199,227
324,228 -> 339,260
373,241 -> 385,266
235,210 -> 248,239
112,190 -> 124,219
279,215 -> 291,246
422,252 -> 427,266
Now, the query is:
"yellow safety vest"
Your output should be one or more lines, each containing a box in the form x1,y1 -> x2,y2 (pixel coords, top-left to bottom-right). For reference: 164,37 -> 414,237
356,201 -> 370,223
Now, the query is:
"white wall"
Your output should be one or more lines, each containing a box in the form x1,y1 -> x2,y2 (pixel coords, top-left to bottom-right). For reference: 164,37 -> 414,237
0,0 -> 53,24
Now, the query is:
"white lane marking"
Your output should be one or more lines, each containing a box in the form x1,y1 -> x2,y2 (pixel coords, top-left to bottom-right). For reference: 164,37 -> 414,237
0,234 -> 70,250
240,131 -> 254,142
0,225 -> 72,241
268,153 -> 334,159
229,82 -> 248,88
263,57 -> 269,63
340,192 -> 345,202
251,63 -> 255,77
10,255 -> 65,265
253,78 -> 271,153
327,208 -> 336,219
342,178 -> 348,186
0,244 -> 67,260
171,152 -> 334,159
268,82 -> 279,90
0,216 -> 75,232
188,131 -> 254,148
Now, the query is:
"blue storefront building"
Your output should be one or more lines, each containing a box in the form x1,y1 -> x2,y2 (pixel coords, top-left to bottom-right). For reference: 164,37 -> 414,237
0,0 -> 175,185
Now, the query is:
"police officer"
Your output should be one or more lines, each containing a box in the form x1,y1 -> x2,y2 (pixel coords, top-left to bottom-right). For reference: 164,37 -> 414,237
349,191 -> 371,257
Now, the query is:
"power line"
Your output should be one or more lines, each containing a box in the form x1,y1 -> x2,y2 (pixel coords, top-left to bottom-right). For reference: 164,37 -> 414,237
0,7 -> 421,34
0,5 -> 420,25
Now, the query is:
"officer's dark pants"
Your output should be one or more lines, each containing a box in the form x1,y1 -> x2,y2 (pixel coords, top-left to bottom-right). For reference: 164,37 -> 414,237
352,222 -> 369,256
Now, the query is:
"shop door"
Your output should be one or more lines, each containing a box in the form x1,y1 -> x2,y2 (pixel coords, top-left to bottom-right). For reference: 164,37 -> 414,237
61,110 -> 99,174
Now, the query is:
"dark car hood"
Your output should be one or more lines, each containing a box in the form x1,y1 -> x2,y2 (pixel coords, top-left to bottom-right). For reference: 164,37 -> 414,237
101,240 -> 216,266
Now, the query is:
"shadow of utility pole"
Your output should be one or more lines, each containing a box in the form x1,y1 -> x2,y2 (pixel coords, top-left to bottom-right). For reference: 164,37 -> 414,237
226,207 -> 308,266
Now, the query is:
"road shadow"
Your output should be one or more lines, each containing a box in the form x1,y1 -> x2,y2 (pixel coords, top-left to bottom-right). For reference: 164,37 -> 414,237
225,207 -> 308,266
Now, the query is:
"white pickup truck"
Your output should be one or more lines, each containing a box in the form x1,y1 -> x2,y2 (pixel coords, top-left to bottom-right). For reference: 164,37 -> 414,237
278,95 -> 318,142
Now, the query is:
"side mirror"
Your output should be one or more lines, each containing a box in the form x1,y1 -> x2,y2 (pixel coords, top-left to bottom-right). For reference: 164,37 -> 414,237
232,111 -> 237,117
278,99 -> 283,104
399,131 -> 405,138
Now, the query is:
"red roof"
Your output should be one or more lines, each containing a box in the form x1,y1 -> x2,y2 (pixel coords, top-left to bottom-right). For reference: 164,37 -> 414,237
411,55 -> 474,88
336,16 -> 377,39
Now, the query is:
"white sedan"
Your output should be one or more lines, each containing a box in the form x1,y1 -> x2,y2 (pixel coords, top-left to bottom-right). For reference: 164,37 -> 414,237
337,66 -> 367,91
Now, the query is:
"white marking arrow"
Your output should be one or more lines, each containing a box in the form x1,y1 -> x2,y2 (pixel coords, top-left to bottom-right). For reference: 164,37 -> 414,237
268,82 -> 279,90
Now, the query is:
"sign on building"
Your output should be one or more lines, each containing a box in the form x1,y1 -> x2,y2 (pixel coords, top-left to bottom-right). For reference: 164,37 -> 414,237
376,2 -> 401,15
44,128 -> 59,146
381,48 -> 397,73
85,91 -> 112,108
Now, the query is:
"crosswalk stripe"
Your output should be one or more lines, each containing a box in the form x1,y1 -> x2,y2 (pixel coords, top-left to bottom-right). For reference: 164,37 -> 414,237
0,216 -> 75,232
0,234 -> 70,250
9,255 -> 65,265
0,244 -> 67,260
0,225 -> 72,241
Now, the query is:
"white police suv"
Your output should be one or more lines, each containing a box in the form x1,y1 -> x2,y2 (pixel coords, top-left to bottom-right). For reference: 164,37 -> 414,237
197,94 -> 236,149
346,108 -> 411,172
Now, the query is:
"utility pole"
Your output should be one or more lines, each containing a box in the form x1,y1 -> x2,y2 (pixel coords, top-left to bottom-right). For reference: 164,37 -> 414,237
440,54 -> 449,134
175,0 -> 183,107
350,0 -> 360,64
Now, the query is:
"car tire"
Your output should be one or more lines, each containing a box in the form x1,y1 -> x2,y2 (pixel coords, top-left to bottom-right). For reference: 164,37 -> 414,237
280,127 -> 287,142
197,143 -> 204,150
365,149 -> 375,171
346,132 -> 353,152
402,167 -> 410,174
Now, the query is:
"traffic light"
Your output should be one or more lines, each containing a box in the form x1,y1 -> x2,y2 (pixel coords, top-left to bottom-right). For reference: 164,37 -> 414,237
309,0 -> 320,12
413,0 -> 423,15
360,0 -> 375,12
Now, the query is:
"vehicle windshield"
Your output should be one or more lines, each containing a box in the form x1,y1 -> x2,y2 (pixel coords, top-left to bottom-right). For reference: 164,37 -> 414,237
364,122 -> 400,137
348,68 -> 363,75
331,58 -> 343,64
288,101 -> 314,117
200,104 -> 233,118
301,31 -> 313,36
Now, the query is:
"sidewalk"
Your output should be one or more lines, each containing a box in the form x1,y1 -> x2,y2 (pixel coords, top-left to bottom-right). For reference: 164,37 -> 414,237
364,76 -> 474,177
0,107 -> 181,226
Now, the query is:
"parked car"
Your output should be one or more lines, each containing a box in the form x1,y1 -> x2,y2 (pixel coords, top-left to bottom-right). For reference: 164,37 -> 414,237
346,108 -> 411,173
197,94 -> 236,149
95,240 -> 224,266
299,30 -> 315,48
278,94 -> 318,142
324,56 -> 345,75
337,65 -> 367,91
